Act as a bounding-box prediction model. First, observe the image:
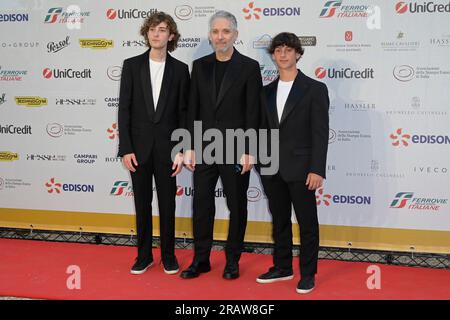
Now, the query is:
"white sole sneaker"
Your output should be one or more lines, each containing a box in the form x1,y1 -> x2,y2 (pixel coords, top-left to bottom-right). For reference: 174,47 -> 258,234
296,287 -> 314,294
130,262 -> 153,275
256,275 -> 294,284
164,267 -> 180,275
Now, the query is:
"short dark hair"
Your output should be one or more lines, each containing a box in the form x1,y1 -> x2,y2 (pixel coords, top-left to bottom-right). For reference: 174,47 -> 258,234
140,11 -> 180,52
268,32 -> 304,61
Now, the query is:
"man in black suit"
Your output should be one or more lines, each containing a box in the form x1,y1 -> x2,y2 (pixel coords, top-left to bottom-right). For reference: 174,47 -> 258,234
180,11 -> 262,280
118,12 -> 189,275
256,33 -> 329,294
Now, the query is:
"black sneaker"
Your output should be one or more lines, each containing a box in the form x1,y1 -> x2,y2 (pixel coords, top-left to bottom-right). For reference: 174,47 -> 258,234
256,266 -> 294,284
130,258 -> 153,275
296,276 -> 315,294
163,256 -> 180,275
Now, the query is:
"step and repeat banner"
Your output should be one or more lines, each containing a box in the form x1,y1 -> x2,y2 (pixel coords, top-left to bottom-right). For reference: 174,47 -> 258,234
1,0 -> 449,253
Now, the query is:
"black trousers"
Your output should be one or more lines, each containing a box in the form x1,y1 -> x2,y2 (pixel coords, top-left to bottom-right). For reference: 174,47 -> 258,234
261,173 -> 319,277
192,163 -> 250,265
130,151 -> 176,263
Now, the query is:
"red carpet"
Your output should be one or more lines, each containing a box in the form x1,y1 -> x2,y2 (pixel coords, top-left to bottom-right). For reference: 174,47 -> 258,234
0,239 -> 449,300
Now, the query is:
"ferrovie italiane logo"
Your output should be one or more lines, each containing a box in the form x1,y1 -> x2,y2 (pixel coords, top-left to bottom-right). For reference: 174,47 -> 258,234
110,181 -> 133,197
44,7 -> 90,24
390,192 -> 448,211
242,1 -> 300,20
390,128 -> 450,147
396,1 -> 450,14
319,0 -> 371,18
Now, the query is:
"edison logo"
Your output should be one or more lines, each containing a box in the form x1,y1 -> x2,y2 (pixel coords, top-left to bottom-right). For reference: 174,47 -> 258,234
107,123 -> 118,140
242,1 -> 300,20
46,178 -> 94,194
319,1 -> 342,18
45,178 -> 62,194
316,188 -> 332,206
390,128 -> 411,147
243,2 -> 262,20
390,192 -> 413,208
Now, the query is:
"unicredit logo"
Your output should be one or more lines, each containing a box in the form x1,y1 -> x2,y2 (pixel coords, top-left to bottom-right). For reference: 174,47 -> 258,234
43,68 -> 92,79
106,8 -> 158,20
315,67 -> 374,79
396,1 -> 450,14
396,2 -> 409,13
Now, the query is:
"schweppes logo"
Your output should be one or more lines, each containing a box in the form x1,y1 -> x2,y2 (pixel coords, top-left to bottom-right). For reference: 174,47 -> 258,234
79,39 -> 114,49
15,96 -> 48,107
0,151 -> 19,161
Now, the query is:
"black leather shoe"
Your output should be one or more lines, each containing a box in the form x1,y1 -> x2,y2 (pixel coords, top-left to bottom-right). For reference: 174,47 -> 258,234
256,266 -> 294,284
223,263 -> 239,280
180,262 -> 211,279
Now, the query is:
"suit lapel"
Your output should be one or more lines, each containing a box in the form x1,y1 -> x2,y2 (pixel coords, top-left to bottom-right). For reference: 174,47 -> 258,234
140,50 -> 155,120
265,80 -> 280,128
279,70 -> 311,125
216,48 -> 242,109
154,54 -> 174,123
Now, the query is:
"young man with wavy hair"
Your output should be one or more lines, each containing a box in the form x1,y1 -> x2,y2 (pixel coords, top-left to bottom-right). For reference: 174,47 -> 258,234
118,12 -> 189,275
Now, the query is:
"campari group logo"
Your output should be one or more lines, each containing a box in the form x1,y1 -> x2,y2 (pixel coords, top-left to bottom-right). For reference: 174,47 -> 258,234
390,128 -> 450,147
110,181 -> 133,197
316,188 -> 371,206
242,1 -> 300,20
45,177 -> 94,194
395,1 -> 450,14
319,0 -> 371,18
390,192 -> 448,211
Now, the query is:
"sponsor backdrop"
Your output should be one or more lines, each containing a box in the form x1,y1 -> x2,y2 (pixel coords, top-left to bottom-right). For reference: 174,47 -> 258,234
1,0 -> 449,253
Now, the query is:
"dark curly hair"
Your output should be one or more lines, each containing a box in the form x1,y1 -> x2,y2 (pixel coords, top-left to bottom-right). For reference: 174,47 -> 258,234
140,11 -> 180,52
268,32 -> 304,61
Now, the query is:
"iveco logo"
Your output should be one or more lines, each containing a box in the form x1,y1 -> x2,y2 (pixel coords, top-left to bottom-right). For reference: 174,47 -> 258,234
174,5 -> 193,20
393,65 -> 415,82
107,66 -> 121,81
46,123 -> 63,138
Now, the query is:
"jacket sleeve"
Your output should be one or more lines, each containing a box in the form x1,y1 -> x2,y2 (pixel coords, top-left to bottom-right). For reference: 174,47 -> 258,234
309,82 -> 330,179
244,61 -> 263,156
117,59 -> 134,157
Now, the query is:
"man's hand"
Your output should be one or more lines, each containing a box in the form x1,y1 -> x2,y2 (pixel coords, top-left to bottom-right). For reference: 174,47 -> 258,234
305,173 -> 324,191
123,153 -> 138,172
171,153 -> 184,177
240,154 -> 255,175
183,149 -> 196,171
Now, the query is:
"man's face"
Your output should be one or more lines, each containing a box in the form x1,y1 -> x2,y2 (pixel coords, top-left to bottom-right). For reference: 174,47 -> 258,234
209,17 -> 238,54
147,21 -> 173,50
272,45 -> 300,71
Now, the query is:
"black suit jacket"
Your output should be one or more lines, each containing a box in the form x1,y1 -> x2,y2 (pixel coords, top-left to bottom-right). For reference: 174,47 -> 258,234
186,48 -> 262,157
260,70 -> 329,182
118,50 -> 190,164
